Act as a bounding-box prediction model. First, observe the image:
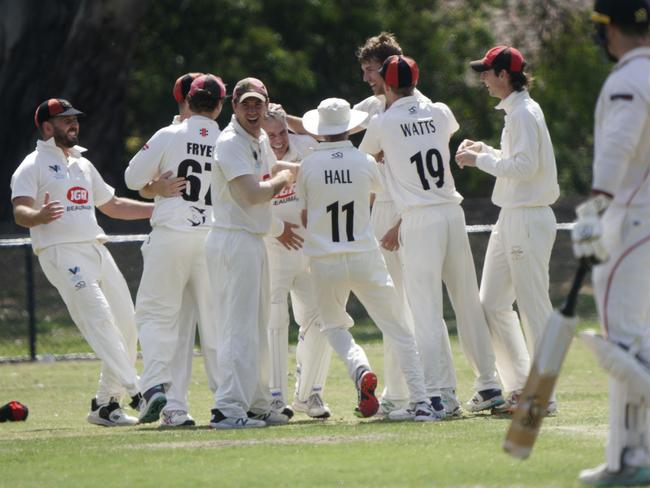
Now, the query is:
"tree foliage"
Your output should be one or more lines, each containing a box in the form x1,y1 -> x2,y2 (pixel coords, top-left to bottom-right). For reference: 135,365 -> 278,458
2,0 -> 611,227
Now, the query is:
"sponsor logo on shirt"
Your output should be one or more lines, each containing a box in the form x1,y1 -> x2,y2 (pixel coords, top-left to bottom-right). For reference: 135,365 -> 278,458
200,128 -> 208,137
142,143 -> 150,151
331,152 -> 343,159
187,206 -> 207,227
67,187 -> 89,204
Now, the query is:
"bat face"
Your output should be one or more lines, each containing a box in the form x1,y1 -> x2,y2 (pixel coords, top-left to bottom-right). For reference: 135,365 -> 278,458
503,310 -> 578,459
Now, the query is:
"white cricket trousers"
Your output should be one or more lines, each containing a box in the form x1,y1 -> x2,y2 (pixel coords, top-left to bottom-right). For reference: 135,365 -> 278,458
400,203 -> 500,396
594,205 -> 650,471
205,228 -> 273,418
137,227 -> 218,397
266,240 -> 332,404
479,206 -> 556,393
309,249 -> 428,404
371,200 -> 437,405
38,242 -> 139,403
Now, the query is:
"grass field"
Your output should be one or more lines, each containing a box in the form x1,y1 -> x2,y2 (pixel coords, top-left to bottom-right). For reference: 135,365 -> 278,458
0,330 -> 608,488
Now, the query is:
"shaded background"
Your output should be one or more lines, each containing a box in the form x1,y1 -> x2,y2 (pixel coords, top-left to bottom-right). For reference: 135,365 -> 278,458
0,0 -> 607,358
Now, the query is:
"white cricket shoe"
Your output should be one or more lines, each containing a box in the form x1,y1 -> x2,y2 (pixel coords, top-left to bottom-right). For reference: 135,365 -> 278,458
579,463 -> 650,486
441,388 -> 462,418
209,409 -> 266,429
292,393 -> 331,419
387,401 -> 443,422
138,384 -> 167,424
247,409 -> 289,426
271,398 -> 295,419
160,410 -> 196,427
87,398 -> 138,427
466,388 -> 505,413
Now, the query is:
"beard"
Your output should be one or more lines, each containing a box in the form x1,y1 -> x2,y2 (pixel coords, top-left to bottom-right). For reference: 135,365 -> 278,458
53,126 -> 79,148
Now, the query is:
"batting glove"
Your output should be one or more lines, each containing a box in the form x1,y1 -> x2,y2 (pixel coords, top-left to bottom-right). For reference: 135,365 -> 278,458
571,194 -> 611,263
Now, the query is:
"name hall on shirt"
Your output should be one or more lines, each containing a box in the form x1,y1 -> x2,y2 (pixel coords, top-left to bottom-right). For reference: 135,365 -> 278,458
324,169 -> 352,184
400,119 -> 436,137
186,143 -> 213,157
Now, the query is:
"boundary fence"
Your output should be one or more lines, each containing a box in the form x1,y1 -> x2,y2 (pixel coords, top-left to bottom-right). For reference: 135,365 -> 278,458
0,223 -> 576,364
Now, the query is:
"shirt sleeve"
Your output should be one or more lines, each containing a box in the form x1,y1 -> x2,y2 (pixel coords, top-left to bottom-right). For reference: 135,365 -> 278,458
295,160 -> 308,208
89,162 -> 115,206
476,108 -> 539,180
124,128 -> 171,190
593,76 -> 648,195
359,115 -> 382,156
10,159 -> 38,201
437,103 -> 460,135
216,137 -> 255,182
367,155 -> 384,194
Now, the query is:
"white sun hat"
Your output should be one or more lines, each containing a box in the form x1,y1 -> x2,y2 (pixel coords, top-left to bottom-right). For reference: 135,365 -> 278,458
302,98 -> 368,136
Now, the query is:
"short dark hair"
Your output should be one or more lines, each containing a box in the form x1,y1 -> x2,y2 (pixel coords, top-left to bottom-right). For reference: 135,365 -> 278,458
356,32 -> 402,64
494,67 -> 531,92
188,90 -> 221,113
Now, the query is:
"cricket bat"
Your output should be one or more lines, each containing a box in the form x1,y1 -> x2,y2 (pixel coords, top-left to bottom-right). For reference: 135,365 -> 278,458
503,259 -> 591,460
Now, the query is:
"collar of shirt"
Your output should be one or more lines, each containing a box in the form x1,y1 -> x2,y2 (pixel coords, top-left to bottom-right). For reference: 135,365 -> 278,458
36,137 -> 87,161
314,140 -> 354,151
388,95 -> 419,110
614,46 -> 650,71
230,114 -> 266,144
172,114 -> 181,125
187,114 -> 217,124
495,89 -> 530,114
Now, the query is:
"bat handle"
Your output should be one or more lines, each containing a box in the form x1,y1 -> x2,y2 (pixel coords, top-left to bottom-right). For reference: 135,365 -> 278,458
559,258 -> 592,318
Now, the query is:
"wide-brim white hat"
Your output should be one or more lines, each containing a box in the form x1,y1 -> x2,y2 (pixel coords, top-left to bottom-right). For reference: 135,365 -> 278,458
302,98 -> 368,136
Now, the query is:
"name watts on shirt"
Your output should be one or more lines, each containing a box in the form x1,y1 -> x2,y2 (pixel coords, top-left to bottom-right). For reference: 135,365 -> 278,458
400,119 -> 436,137
324,169 -> 352,184
186,142 -> 213,157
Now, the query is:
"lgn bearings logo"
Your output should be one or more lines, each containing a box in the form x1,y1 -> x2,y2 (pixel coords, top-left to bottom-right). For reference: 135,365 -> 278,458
67,187 -> 89,204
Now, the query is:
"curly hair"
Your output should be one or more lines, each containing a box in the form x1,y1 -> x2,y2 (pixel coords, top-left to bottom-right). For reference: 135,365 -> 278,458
356,32 -> 403,64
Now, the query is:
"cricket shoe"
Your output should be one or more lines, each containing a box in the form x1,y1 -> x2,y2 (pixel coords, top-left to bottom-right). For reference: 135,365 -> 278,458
138,384 -> 167,424
441,388 -> 462,418
387,401 -> 443,422
271,398 -> 294,419
160,410 -> 195,427
210,409 -> 265,429
579,463 -> 650,486
377,398 -> 407,418
247,409 -> 290,426
491,390 -> 521,415
87,398 -> 138,427
354,370 -> 379,418
466,388 -> 505,413
292,393 -> 331,419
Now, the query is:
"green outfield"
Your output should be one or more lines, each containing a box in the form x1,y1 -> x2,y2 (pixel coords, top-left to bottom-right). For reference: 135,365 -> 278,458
1,330 -> 607,488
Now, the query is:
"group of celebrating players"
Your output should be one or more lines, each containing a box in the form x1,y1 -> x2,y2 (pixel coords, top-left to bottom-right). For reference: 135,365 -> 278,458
10,0 -> 650,485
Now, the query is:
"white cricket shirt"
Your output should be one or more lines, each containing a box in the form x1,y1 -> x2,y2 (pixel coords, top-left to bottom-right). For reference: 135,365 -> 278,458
592,47 -> 650,206
359,95 -> 462,212
125,115 -> 220,231
297,140 -> 382,257
268,133 -> 317,238
354,89 -> 429,203
475,90 -> 559,209
11,138 -> 114,254
211,115 -> 276,234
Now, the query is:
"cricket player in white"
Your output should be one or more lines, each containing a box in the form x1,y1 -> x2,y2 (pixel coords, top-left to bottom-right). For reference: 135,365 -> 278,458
125,74 -> 225,423
206,77 -> 295,429
455,46 -> 560,414
572,1 -> 650,485
262,106 -> 333,419
353,33 -> 460,417
298,97 -> 438,421
11,98 -> 153,426
135,71 -> 204,427
360,56 -> 504,412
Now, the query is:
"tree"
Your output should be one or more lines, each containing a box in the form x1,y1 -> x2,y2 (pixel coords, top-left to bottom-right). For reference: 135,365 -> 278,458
0,0 -> 151,225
